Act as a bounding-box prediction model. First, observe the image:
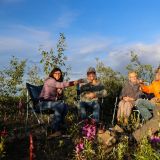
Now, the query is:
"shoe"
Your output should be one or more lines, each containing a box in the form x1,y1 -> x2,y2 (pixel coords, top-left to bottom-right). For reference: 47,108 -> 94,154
97,129 -> 105,134
109,124 -> 124,133
47,131 -> 62,139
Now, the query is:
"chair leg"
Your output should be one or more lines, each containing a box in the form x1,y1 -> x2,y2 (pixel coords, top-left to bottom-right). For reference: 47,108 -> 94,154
31,108 -> 41,124
112,97 -> 118,126
39,106 -> 44,124
25,91 -> 30,133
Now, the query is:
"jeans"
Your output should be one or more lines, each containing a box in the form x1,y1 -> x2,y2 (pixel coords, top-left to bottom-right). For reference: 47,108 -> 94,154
133,103 -> 160,141
39,101 -> 67,131
135,99 -> 155,121
79,101 -> 100,123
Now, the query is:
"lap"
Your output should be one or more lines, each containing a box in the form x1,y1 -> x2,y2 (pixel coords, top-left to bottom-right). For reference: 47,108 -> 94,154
39,100 -> 66,110
79,101 -> 99,107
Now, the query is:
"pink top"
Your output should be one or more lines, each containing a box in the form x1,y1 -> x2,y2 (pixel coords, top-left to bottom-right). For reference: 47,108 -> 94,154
39,77 -> 73,101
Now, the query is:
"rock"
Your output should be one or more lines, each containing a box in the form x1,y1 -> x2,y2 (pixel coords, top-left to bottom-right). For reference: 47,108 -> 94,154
97,130 -> 117,147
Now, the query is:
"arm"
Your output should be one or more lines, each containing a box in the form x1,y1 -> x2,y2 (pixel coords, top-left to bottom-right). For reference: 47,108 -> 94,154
55,81 -> 75,88
94,85 -> 107,98
140,82 -> 154,94
119,83 -> 134,101
119,85 -> 127,100
48,78 -> 75,89
81,83 -> 107,99
123,96 -> 135,102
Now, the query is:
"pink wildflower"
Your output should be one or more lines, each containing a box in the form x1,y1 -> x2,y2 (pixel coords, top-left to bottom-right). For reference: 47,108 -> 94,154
82,119 -> 96,140
150,135 -> 160,143
76,142 -> 84,154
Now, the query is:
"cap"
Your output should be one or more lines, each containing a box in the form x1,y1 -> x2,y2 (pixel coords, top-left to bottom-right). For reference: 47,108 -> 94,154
87,67 -> 96,74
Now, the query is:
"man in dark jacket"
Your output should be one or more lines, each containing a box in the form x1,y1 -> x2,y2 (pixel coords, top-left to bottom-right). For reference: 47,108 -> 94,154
79,67 -> 107,123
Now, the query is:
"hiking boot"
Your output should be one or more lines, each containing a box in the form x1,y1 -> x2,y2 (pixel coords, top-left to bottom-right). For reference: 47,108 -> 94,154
47,131 -> 62,139
109,124 -> 124,133
97,128 -> 105,134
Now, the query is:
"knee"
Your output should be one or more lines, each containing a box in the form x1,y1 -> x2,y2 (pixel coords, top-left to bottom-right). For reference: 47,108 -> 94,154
93,102 -> 100,110
79,102 -> 85,107
118,100 -> 124,107
125,101 -> 133,107
136,98 -> 147,106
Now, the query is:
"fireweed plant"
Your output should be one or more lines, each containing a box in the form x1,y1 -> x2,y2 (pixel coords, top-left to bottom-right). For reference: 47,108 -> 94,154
75,119 -> 97,159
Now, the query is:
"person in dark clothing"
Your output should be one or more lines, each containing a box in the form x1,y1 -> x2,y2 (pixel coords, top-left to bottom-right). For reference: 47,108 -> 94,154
79,67 -> 107,123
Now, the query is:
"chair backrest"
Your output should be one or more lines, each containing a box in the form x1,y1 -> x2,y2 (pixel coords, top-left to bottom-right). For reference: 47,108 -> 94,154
26,83 -> 43,104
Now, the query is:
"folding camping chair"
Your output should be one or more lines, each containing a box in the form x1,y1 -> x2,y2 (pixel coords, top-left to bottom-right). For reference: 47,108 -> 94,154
25,83 -> 54,131
111,94 -> 152,126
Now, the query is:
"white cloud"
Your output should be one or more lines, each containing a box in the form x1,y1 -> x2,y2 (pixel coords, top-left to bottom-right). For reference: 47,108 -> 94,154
68,36 -> 112,56
104,42 -> 160,73
6,25 -> 52,44
0,25 -> 160,79
0,25 -> 56,69
55,11 -> 78,28
66,37 -> 160,78
0,25 -> 55,54
65,36 -> 116,78
0,36 -> 34,53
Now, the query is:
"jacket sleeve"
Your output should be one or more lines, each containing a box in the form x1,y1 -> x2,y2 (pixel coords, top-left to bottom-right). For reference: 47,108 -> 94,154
119,84 -> 127,100
141,82 -> 154,94
94,84 -> 107,98
48,78 -> 74,89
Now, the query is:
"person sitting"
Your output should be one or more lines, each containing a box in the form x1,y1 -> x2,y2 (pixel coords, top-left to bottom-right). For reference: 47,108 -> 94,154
117,71 -> 143,126
39,67 -> 79,137
135,66 -> 160,120
133,67 -> 160,141
141,67 -> 160,103
79,67 -> 107,124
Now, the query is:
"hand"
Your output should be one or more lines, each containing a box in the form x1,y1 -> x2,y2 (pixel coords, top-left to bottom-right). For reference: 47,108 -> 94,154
152,97 -> 160,103
123,96 -> 134,102
77,79 -> 85,83
85,92 -> 96,99
92,79 -> 98,85
123,97 -> 129,101
138,79 -> 144,84
74,80 -> 78,85
57,88 -> 63,95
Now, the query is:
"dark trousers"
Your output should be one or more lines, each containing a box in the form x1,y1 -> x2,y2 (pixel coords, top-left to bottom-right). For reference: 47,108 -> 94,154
39,101 -> 67,131
79,101 -> 100,123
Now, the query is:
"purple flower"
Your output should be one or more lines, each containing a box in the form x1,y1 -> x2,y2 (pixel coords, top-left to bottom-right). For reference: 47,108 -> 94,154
150,136 -> 160,143
82,119 -> 96,140
76,142 -> 84,154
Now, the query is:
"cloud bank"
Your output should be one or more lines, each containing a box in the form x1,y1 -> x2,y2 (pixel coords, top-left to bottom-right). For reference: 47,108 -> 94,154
0,25 -> 160,79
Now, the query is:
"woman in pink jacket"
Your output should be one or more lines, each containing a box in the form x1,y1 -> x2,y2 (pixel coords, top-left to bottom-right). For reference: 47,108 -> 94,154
39,68 -> 78,137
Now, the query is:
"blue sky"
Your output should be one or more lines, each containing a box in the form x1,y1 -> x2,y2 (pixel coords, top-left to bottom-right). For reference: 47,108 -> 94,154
0,0 -> 160,78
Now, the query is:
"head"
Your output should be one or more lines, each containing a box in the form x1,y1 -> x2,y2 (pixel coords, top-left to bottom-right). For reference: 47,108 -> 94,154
128,71 -> 138,84
87,67 -> 97,82
154,66 -> 160,81
49,67 -> 63,82
155,66 -> 160,74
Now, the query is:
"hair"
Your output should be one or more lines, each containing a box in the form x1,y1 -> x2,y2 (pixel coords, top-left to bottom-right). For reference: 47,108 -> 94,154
49,67 -> 63,82
87,71 -> 96,76
128,71 -> 137,77
155,65 -> 160,74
